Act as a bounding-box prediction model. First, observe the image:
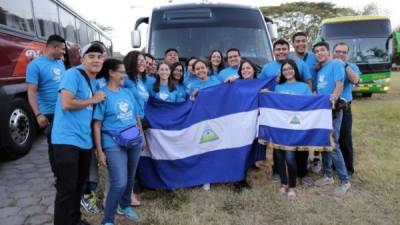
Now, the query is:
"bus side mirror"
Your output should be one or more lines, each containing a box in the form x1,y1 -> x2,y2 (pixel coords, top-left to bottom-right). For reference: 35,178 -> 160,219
131,30 -> 141,48
267,23 -> 278,40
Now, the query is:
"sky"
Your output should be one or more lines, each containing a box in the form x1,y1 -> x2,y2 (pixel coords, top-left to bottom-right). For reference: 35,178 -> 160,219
65,0 -> 400,54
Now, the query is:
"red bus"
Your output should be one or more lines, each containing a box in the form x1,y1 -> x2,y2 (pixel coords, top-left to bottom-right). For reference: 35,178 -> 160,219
0,0 -> 112,159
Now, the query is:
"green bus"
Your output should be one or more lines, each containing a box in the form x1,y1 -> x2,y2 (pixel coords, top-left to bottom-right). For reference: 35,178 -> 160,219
319,16 -> 399,96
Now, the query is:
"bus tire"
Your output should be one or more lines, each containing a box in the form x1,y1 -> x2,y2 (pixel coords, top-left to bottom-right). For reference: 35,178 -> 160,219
362,93 -> 372,97
1,98 -> 36,160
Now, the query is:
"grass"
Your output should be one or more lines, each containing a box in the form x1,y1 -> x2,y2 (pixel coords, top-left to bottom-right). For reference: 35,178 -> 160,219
85,72 -> 400,225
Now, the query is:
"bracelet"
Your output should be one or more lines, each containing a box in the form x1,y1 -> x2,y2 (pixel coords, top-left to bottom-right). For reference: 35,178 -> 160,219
35,113 -> 42,117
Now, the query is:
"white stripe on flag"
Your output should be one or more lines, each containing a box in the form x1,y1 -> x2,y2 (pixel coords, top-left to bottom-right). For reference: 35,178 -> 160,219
258,108 -> 332,130
142,110 -> 258,160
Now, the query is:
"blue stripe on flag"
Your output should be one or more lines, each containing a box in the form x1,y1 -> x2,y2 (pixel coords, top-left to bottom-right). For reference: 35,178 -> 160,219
145,78 -> 275,130
258,125 -> 332,147
138,144 -> 263,190
259,92 -> 331,111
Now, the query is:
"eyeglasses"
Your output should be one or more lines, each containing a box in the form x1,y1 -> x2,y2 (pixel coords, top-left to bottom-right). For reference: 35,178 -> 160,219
114,70 -> 126,74
334,50 -> 348,55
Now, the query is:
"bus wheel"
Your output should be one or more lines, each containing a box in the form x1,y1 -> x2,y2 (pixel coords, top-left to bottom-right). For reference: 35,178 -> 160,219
2,98 -> 36,160
362,93 -> 372,97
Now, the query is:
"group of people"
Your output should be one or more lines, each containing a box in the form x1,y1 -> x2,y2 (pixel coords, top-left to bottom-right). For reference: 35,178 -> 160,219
25,31 -> 360,225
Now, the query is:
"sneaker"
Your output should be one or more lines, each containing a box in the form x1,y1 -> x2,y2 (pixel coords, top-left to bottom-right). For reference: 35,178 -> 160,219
312,160 -> 322,174
202,183 -> 210,191
117,206 -> 139,221
81,192 -> 100,214
272,173 -> 280,182
314,176 -> 334,187
334,182 -> 351,196
287,189 -> 296,200
301,176 -> 314,186
279,185 -> 287,195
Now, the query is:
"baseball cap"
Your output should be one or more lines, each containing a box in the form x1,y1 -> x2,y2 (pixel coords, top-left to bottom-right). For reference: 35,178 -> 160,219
80,43 -> 104,58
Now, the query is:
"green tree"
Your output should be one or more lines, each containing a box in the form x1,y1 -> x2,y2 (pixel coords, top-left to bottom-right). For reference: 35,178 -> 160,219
358,3 -> 389,16
260,2 -> 357,45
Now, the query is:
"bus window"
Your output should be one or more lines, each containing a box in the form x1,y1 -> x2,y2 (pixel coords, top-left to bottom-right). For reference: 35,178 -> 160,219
59,7 -> 77,42
77,20 -> 89,46
33,0 -> 59,38
0,0 -> 35,34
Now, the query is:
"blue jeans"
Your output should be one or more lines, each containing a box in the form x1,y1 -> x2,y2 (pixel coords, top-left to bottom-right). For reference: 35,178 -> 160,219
275,149 -> 297,188
322,110 -> 349,184
102,144 -> 141,224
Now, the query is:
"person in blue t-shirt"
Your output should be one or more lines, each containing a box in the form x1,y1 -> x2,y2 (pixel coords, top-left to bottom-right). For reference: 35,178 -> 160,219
144,53 -> 157,92
333,42 -> 360,177
274,59 -> 312,199
189,59 -> 221,100
122,50 -> 150,206
151,62 -> 178,102
123,51 -> 150,120
93,58 -> 143,224
51,43 -> 106,225
26,34 -> 66,175
208,49 -> 225,77
312,42 -> 351,196
259,39 -> 312,89
183,57 -> 199,92
170,62 -> 187,102
290,32 -> 318,91
218,48 -> 241,82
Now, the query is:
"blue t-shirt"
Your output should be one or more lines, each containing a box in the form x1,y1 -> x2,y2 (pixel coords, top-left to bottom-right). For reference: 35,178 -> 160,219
51,68 -> 97,149
316,59 -> 345,96
143,75 -> 156,93
26,56 -> 65,114
183,72 -> 199,90
217,67 -> 239,82
209,68 -> 219,77
93,87 -> 139,149
341,63 -> 360,102
259,60 -> 312,82
290,52 -> 318,89
176,84 -> 187,102
124,76 -> 149,118
151,84 -> 179,102
275,81 -> 312,95
189,76 -> 221,96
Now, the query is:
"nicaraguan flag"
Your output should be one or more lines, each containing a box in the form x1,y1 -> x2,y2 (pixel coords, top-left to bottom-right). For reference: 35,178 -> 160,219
139,78 -> 275,190
258,92 -> 333,151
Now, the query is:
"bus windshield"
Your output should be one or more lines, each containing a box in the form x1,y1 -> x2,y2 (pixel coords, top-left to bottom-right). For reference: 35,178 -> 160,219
149,7 -> 273,66
321,19 -> 391,38
326,37 -> 390,64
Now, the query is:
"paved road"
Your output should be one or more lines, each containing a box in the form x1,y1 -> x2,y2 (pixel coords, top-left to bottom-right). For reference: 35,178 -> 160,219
0,136 -> 55,225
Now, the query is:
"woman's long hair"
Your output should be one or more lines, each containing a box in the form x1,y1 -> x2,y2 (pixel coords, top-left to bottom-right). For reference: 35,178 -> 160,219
170,62 -> 184,84
208,49 -> 225,73
238,59 -> 259,79
279,59 -> 302,84
123,50 -> 145,83
153,62 -> 176,92
96,58 -> 124,81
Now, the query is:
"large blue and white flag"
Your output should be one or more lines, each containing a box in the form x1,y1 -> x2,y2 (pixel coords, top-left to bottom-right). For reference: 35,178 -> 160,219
139,78 -> 275,190
258,92 -> 333,151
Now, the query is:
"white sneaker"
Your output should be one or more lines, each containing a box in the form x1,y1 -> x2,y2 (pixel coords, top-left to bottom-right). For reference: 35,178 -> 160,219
202,183 -> 210,191
334,182 -> 351,196
312,160 -> 322,174
314,176 -> 334,187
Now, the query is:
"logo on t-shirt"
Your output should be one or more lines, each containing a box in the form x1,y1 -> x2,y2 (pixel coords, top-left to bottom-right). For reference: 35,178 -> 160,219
318,74 -> 328,90
52,67 -> 62,82
116,99 -> 133,121
159,92 -> 169,101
